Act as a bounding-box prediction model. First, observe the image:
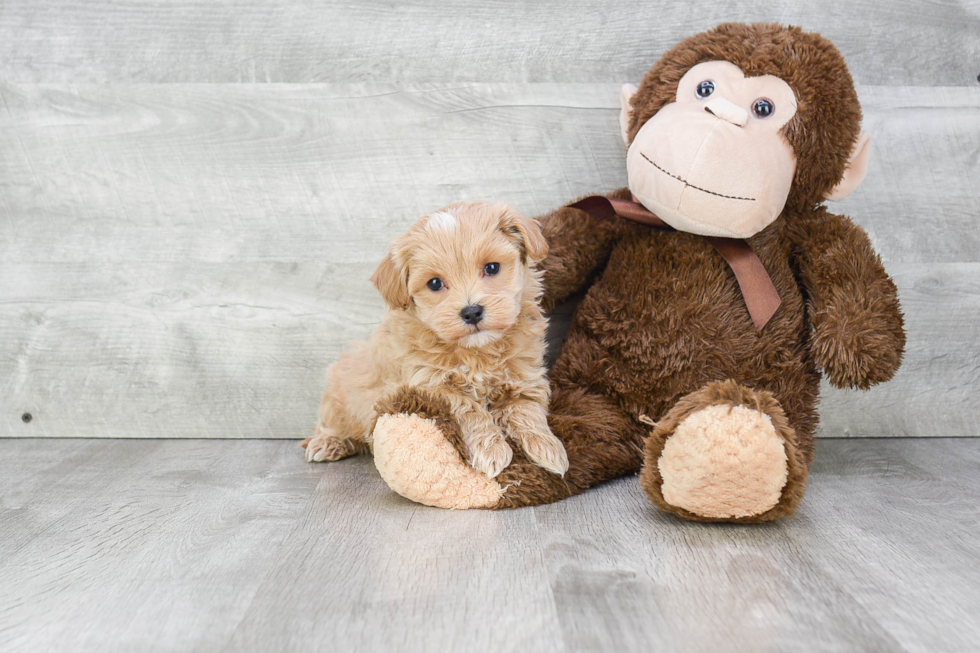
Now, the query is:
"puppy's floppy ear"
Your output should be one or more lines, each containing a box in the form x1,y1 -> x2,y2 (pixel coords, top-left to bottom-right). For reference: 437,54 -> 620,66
370,250 -> 411,310
499,207 -> 548,263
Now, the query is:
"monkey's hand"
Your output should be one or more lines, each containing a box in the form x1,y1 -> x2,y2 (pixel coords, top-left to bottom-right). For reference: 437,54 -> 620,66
538,189 -> 630,311
810,290 -> 905,390
797,210 -> 906,390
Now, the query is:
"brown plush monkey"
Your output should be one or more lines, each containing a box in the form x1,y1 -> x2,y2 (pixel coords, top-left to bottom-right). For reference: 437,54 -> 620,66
370,23 -> 905,522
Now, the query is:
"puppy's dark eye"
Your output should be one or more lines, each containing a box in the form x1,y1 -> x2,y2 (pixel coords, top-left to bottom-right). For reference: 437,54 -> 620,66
696,80 -> 715,99
752,98 -> 775,118
427,278 -> 443,291
483,262 -> 500,276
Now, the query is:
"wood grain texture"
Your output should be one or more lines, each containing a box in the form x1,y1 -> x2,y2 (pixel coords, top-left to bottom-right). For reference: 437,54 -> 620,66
0,437 -> 978,652
1,1 -> 979,85
2,83 -> 978,438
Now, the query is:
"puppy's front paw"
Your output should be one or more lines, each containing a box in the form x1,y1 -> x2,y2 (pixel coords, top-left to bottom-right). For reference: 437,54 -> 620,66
464,429 -> 513,479
301,435 -> 358,463
521,427 -> 569,477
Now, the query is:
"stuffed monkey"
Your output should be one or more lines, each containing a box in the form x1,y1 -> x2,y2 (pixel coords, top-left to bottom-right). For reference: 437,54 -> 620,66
369,23 -> 905,522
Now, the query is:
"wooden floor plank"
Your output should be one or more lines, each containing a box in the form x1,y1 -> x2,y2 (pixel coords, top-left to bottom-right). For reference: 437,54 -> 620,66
794,440 -> 980,652
0,439 -> 166,561
1,438 -> 978,652
0,440 -> 321,652
224,460 -> 564,653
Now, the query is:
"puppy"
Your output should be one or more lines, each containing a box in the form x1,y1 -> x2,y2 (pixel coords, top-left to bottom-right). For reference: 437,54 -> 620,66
301,201 -> 568,479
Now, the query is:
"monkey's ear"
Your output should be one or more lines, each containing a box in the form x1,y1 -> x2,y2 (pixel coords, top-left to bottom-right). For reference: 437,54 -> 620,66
825,131 -> 871,201
619,83 -> 639,146
370,251 -> 411,310
500,207 -> 548,263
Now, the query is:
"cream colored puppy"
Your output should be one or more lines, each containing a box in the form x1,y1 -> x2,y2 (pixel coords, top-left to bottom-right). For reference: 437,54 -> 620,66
302,201 -> 568,479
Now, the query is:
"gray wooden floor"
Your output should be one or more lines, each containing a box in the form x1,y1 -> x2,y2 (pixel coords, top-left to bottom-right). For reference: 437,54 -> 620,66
2,437 -> 978,652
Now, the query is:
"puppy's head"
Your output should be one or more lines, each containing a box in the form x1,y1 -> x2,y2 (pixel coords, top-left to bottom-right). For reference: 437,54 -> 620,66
371,201 -> 547,348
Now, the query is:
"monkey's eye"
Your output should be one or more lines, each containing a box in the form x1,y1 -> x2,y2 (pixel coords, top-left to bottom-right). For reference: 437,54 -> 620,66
483,262 -> 500,276
752,98 -> 775,119
427,278 -> 444,291
695,80 -> 715,99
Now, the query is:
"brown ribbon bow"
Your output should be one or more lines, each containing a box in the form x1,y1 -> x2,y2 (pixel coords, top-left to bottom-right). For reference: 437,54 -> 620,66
568,195 -> 781,331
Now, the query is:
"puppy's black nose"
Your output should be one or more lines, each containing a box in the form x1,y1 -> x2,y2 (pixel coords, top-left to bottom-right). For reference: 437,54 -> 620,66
460,304 -> 484,325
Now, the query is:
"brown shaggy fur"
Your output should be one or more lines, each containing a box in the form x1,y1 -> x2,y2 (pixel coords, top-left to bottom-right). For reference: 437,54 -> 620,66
376,23 -> 906,521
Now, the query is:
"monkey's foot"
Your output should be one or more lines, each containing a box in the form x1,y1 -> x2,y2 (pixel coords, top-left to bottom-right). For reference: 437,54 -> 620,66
639,380 -> 808,523
372,389 -> 504,510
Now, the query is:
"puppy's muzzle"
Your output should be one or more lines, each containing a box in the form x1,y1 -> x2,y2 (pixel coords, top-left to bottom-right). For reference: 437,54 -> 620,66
460,304 -> 485,325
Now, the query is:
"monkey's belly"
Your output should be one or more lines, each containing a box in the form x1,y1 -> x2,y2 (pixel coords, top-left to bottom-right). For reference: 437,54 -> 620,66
556,231 -> 814,422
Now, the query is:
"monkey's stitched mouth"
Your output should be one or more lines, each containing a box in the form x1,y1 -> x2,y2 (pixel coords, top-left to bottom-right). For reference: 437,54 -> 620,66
641,153 -> 755,202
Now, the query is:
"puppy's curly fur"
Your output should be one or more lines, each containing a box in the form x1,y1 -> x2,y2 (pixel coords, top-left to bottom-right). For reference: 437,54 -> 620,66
302,201 -> 568,479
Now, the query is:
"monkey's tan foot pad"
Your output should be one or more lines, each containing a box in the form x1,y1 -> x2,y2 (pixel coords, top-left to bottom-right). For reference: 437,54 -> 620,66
372,413 -> 505,510
657,404 -> 788,519
640,380 -> 808,523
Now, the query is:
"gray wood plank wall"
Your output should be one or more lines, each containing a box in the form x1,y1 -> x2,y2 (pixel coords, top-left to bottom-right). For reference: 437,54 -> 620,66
1,2 -> 978,438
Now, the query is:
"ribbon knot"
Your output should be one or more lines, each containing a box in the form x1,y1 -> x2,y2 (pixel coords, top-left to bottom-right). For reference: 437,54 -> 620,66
568,195 -> 781,331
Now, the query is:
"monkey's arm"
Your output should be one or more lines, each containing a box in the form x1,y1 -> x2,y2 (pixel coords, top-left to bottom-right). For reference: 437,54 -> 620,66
796,209 -> 905,390
537,190 -> 631,312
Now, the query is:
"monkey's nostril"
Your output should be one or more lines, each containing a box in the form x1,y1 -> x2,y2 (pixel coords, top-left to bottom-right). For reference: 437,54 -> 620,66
703,99 -> 747,127
460,304 -> 484,325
